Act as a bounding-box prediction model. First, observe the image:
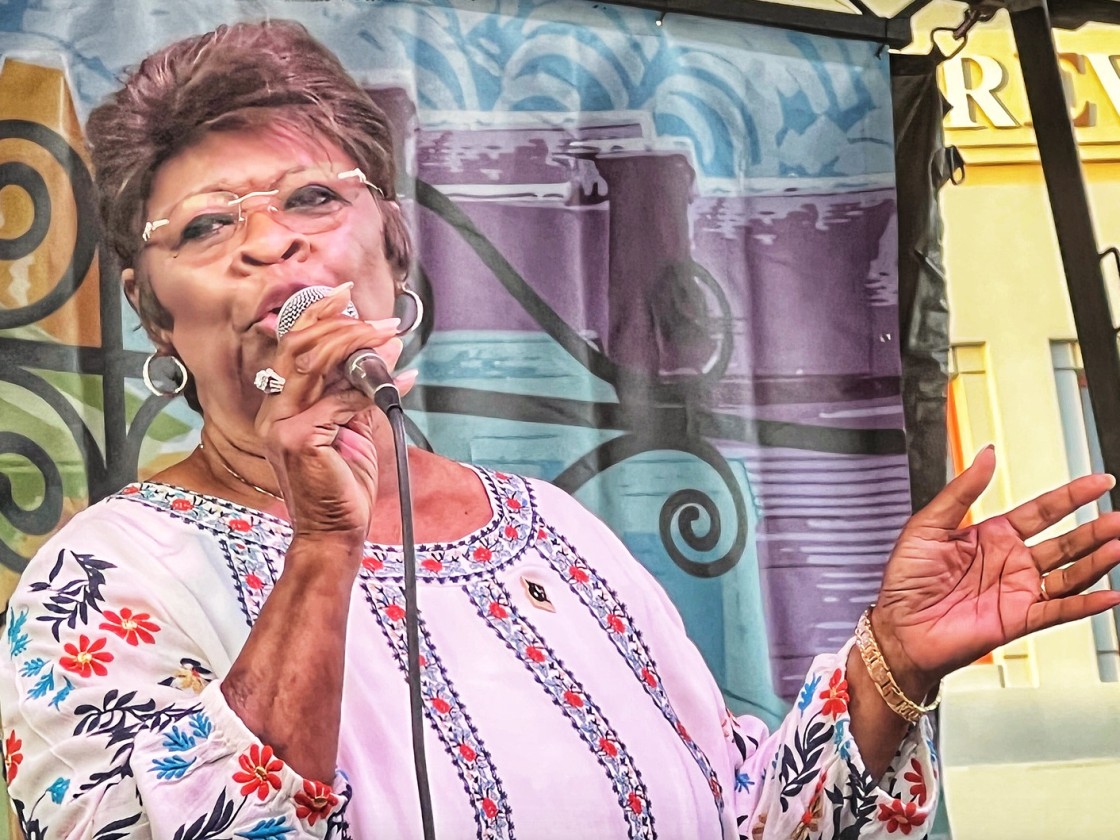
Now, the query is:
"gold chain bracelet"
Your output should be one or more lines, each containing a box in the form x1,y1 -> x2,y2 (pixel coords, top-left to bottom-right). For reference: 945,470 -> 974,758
854,607 -> 942,724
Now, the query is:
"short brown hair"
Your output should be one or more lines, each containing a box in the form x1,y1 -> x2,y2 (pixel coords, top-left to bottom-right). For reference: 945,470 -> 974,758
87,19 -> 412,337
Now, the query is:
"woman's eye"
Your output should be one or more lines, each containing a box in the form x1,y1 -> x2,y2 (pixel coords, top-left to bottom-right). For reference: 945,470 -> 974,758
286,184 -> 345,211
178,213 -> 237,244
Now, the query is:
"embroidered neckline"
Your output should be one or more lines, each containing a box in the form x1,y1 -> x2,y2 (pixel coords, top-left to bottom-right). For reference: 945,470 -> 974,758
113,465 -> 536,582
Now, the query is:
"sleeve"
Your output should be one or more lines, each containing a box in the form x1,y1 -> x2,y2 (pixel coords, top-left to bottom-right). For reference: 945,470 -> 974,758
725,640 -> 937,840
0,509 -> 351,839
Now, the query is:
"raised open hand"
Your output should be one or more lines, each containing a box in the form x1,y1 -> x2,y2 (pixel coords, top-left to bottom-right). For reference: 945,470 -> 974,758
872,446 -> 1120,694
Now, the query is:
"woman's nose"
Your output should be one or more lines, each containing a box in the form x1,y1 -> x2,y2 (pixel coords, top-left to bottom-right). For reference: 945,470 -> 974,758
234,208 -> 310,266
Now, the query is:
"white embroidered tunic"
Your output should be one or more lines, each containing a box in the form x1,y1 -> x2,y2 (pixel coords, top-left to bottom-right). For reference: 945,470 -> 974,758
0,467 -> 936,838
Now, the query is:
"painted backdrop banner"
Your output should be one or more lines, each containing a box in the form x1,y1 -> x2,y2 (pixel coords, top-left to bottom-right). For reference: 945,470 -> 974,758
0,0 -> 906,724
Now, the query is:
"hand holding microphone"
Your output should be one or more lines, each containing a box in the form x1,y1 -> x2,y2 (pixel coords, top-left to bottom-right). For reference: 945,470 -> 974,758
252,282 -> 415,543
276,285 -> 405,413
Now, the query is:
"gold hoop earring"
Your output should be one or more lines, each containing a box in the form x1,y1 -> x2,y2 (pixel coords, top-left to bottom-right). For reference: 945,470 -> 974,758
395,287 -> 425,337
142,353 -> 189,397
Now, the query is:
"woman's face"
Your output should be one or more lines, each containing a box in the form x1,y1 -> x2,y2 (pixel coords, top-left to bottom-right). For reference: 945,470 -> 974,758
128,125 -> 397,432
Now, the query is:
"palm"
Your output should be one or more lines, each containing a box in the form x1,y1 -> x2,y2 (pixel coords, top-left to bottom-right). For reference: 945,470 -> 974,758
874,447 -> 1120,683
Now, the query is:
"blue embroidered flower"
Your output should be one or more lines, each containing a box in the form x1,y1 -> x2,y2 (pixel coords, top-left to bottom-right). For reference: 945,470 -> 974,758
190,711 -> 212,740
162,725 -> 196,752
735,771 -> 753,793
236,818 -> 295,838
834,719 -> 851,761
150,755 -> 196,780
47,777 -> 69,804
49,677 -> 73,710
797,673 -> 821,712
7,608 -> 30,657
19,658 -> 46,678
28,671 -> 55,700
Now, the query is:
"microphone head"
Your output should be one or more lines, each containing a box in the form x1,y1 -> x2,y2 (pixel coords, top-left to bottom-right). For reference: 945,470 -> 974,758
276,285 -> 360,340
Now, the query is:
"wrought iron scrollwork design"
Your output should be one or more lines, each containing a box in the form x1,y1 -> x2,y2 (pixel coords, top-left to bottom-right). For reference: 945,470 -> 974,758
0,119 -> 98,328
0,366 -> 106,572
553,433 -> 748,579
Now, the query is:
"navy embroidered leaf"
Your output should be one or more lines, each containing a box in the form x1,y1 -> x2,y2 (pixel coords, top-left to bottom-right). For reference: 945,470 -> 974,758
173,788 -> 239,840
92,812 -> 144,840
35,551 -> 116,641
73,691 -> 201,795
13,795 -> 46,840
151,755 -> 196,780
47,548 -> 65,583
236,818 -> 296,838
162,725 -> 196,752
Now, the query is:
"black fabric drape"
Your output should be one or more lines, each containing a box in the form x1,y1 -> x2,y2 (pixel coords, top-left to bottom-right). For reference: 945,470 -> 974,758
891,50 -> 958,513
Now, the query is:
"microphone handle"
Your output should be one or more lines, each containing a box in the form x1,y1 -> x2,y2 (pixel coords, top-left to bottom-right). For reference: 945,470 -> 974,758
345,349 -> 401,413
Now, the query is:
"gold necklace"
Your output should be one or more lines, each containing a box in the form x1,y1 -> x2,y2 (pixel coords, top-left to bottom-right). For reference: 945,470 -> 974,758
198,441 -> 284,502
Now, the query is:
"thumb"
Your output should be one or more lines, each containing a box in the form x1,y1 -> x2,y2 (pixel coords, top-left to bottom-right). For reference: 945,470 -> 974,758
908,444 -> 996,530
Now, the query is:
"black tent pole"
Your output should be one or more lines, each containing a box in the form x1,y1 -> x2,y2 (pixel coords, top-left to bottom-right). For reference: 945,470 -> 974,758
1008,0 -> 1120,615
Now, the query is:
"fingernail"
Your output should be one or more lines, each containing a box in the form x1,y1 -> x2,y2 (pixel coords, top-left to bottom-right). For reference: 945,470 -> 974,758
394,368 -> 419,387
366,317 -> 401,330
1107,475 -> 1117,490
325,282 -> 355,297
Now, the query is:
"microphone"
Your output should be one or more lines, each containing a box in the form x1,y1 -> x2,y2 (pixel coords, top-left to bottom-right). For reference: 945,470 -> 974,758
276,285 -> 401,413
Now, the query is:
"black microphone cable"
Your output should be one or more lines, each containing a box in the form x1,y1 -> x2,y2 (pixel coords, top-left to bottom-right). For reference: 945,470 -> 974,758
363,374 -> 438,840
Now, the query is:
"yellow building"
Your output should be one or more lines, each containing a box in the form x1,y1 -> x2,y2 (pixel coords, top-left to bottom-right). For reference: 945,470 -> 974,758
935,16 -> 1120,840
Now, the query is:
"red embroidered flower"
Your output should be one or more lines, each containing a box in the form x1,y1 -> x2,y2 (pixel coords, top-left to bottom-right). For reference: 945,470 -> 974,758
473,546 -> 492,563
60,635 -> 113,677
488,602 -> 508,619
459,743 -> 477,762
421,558 -> 442,573
563,690 -> 584,708
505,497 -> 521,511
599,737 -> 618,758
171,498 -> 193,511
431,697 -> 452,714
628,792 -> 643,814
818,668 -> 849,718
504,525 -> 518,540
245,574 -> 264,591
568,565 -> 589,584
640,667 -> 657,688
294,779 -> 338,826
903,758 -> 927,805
233,744 -> 284,800
362,555 -> 384,572
228,518 -> 252,533
606,614 -> 625,633
537,528 -> 547,541
385,604 -> 406,622
495,472 -> 509,480
877,799 -> 926,835
99,608 -> 160,646
482,797 -> 499,819
676,721 -> 690,740
525,646 -> 546,663
4,731 -> 22,783
122,485 -> 140,495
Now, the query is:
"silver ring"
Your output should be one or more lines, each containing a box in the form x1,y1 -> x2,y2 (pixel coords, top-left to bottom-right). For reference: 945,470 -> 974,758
1040,574 -> 1051,601
253,368 -> 286,395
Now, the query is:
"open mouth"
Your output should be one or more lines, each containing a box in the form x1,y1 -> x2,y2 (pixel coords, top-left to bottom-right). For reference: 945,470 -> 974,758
254,310 -> 281,337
